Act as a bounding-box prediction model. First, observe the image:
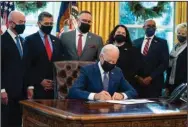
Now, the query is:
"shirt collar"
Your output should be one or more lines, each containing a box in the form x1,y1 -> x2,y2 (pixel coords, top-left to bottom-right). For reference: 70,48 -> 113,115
144,35 -> 154,40
7,29 -> 17,39
38,29 -> 46,38
98,61 -> 108,75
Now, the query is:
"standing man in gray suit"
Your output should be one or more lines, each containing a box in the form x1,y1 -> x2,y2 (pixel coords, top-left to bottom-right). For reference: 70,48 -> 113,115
60,11 -> 103,61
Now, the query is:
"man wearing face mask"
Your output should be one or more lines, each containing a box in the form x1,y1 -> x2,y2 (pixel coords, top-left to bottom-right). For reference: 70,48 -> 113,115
60,11 -> 103,61
67,44 -> 137,100
1,11 -> 27,127
133,19 -> 169,98
24,12 -> 63,99
165,23 -> 187,96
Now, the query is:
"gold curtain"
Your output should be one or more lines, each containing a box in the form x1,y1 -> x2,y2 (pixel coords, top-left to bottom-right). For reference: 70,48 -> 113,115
175,2 -> 187,25
174,2 -> 187,42
78,2 -> 119,44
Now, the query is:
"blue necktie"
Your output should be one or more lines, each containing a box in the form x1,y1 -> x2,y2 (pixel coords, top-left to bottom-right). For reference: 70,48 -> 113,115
15,36 -> 23,58
103,72 -> 109,91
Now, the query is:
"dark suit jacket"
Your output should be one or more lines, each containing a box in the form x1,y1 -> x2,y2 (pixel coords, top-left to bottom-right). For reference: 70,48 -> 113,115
133,36 -> 169,98
60,30 -> 103,61
67,63 -> 137,100
24,32 -> 63,99
1,31 -> 26,99
166,46 -> 187,88
116,43 -> 141,88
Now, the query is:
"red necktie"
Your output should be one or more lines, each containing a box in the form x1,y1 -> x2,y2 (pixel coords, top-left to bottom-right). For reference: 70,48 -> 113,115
143,38 -> 151,56
77,34 -> 83,56
44,35 -> 52,60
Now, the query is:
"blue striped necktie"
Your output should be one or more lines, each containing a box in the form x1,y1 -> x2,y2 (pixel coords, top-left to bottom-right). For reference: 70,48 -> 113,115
15,36 -> 23,58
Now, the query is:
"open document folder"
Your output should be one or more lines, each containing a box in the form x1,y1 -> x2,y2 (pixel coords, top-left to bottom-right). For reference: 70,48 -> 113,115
98,99 -> 155,105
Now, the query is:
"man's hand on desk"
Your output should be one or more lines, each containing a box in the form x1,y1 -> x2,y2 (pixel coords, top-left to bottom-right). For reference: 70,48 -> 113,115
112,92 -> 124,100
41,79 -> 53,91
94,91 -> 112,100
1,91 -> 8,105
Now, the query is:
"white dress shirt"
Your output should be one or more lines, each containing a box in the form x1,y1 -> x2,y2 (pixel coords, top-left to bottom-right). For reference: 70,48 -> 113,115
88,62 -> 128,100
38,30 -> 53,52
75,28 -> 88,50
141,35 -> 154,54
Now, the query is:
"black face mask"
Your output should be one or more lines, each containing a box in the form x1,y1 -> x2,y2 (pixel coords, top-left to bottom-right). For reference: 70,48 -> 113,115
114,35 -> 126,43
177,35 -> 186,43
40,25 -> 53,34
101,60 -> 116,72
79,22 -> 90,33
13,23 -> 25,34
145,27 -> 156,37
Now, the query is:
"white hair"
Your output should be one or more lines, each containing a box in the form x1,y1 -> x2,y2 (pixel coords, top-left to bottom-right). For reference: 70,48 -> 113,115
176,22 -> 187,34
100,44 -> 119,55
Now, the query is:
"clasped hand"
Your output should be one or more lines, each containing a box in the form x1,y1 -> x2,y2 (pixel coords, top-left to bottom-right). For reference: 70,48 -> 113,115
94,91 -> 124,100
41,79 -> 53,91
136,76 -> 152,86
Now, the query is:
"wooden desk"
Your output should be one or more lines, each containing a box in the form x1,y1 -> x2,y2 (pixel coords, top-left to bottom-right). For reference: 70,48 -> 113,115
20,99 -> 187,127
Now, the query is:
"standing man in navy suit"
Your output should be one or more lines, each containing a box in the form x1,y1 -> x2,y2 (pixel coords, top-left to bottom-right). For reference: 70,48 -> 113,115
1,11 -> 29,127
24,12 -> 63,99
133,19 -> 169,98
68,44 -> 137,100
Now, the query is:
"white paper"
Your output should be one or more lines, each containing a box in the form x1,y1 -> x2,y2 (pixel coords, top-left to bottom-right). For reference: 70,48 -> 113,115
101,99 -> 155,104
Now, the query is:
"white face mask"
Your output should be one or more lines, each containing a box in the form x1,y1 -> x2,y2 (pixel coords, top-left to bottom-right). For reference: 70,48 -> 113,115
64,26 -> 69,32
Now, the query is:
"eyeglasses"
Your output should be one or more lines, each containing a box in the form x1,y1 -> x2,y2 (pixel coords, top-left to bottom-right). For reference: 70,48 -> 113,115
80,19 -> 92,24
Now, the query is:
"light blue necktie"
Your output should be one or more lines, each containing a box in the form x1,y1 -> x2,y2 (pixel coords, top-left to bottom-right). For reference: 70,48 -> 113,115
103,72 -> 109,91
15,36 -> 23,58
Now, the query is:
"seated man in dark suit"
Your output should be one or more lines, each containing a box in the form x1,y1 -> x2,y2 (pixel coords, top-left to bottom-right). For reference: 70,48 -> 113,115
68,44 -> 137,100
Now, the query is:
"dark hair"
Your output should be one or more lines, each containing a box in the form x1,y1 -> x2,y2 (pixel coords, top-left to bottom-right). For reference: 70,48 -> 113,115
107,25 -> 132,47
77,10 -> 92,18
38,12 -> 53,22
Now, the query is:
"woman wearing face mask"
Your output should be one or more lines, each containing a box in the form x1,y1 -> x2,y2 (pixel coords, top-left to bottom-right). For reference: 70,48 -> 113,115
106,25 -> 141,89
165,23 -> 187,96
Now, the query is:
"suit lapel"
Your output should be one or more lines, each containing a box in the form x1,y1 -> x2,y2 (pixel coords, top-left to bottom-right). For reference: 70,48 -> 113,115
93,63 -> 103,90
72,30 -> 78,57
140,38 -> 145,52
147,36 -> 158,55
49,35 -> 56,61
6,31 -> 21,59
81,32 -> 92,56
108,70 -> 116,94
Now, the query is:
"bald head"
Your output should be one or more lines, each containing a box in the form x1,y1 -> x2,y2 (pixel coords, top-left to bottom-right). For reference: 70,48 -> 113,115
143,19 -> 156,28
99,44 -> 119,65
8,11 -> 25,24
8,11 -> 26,34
